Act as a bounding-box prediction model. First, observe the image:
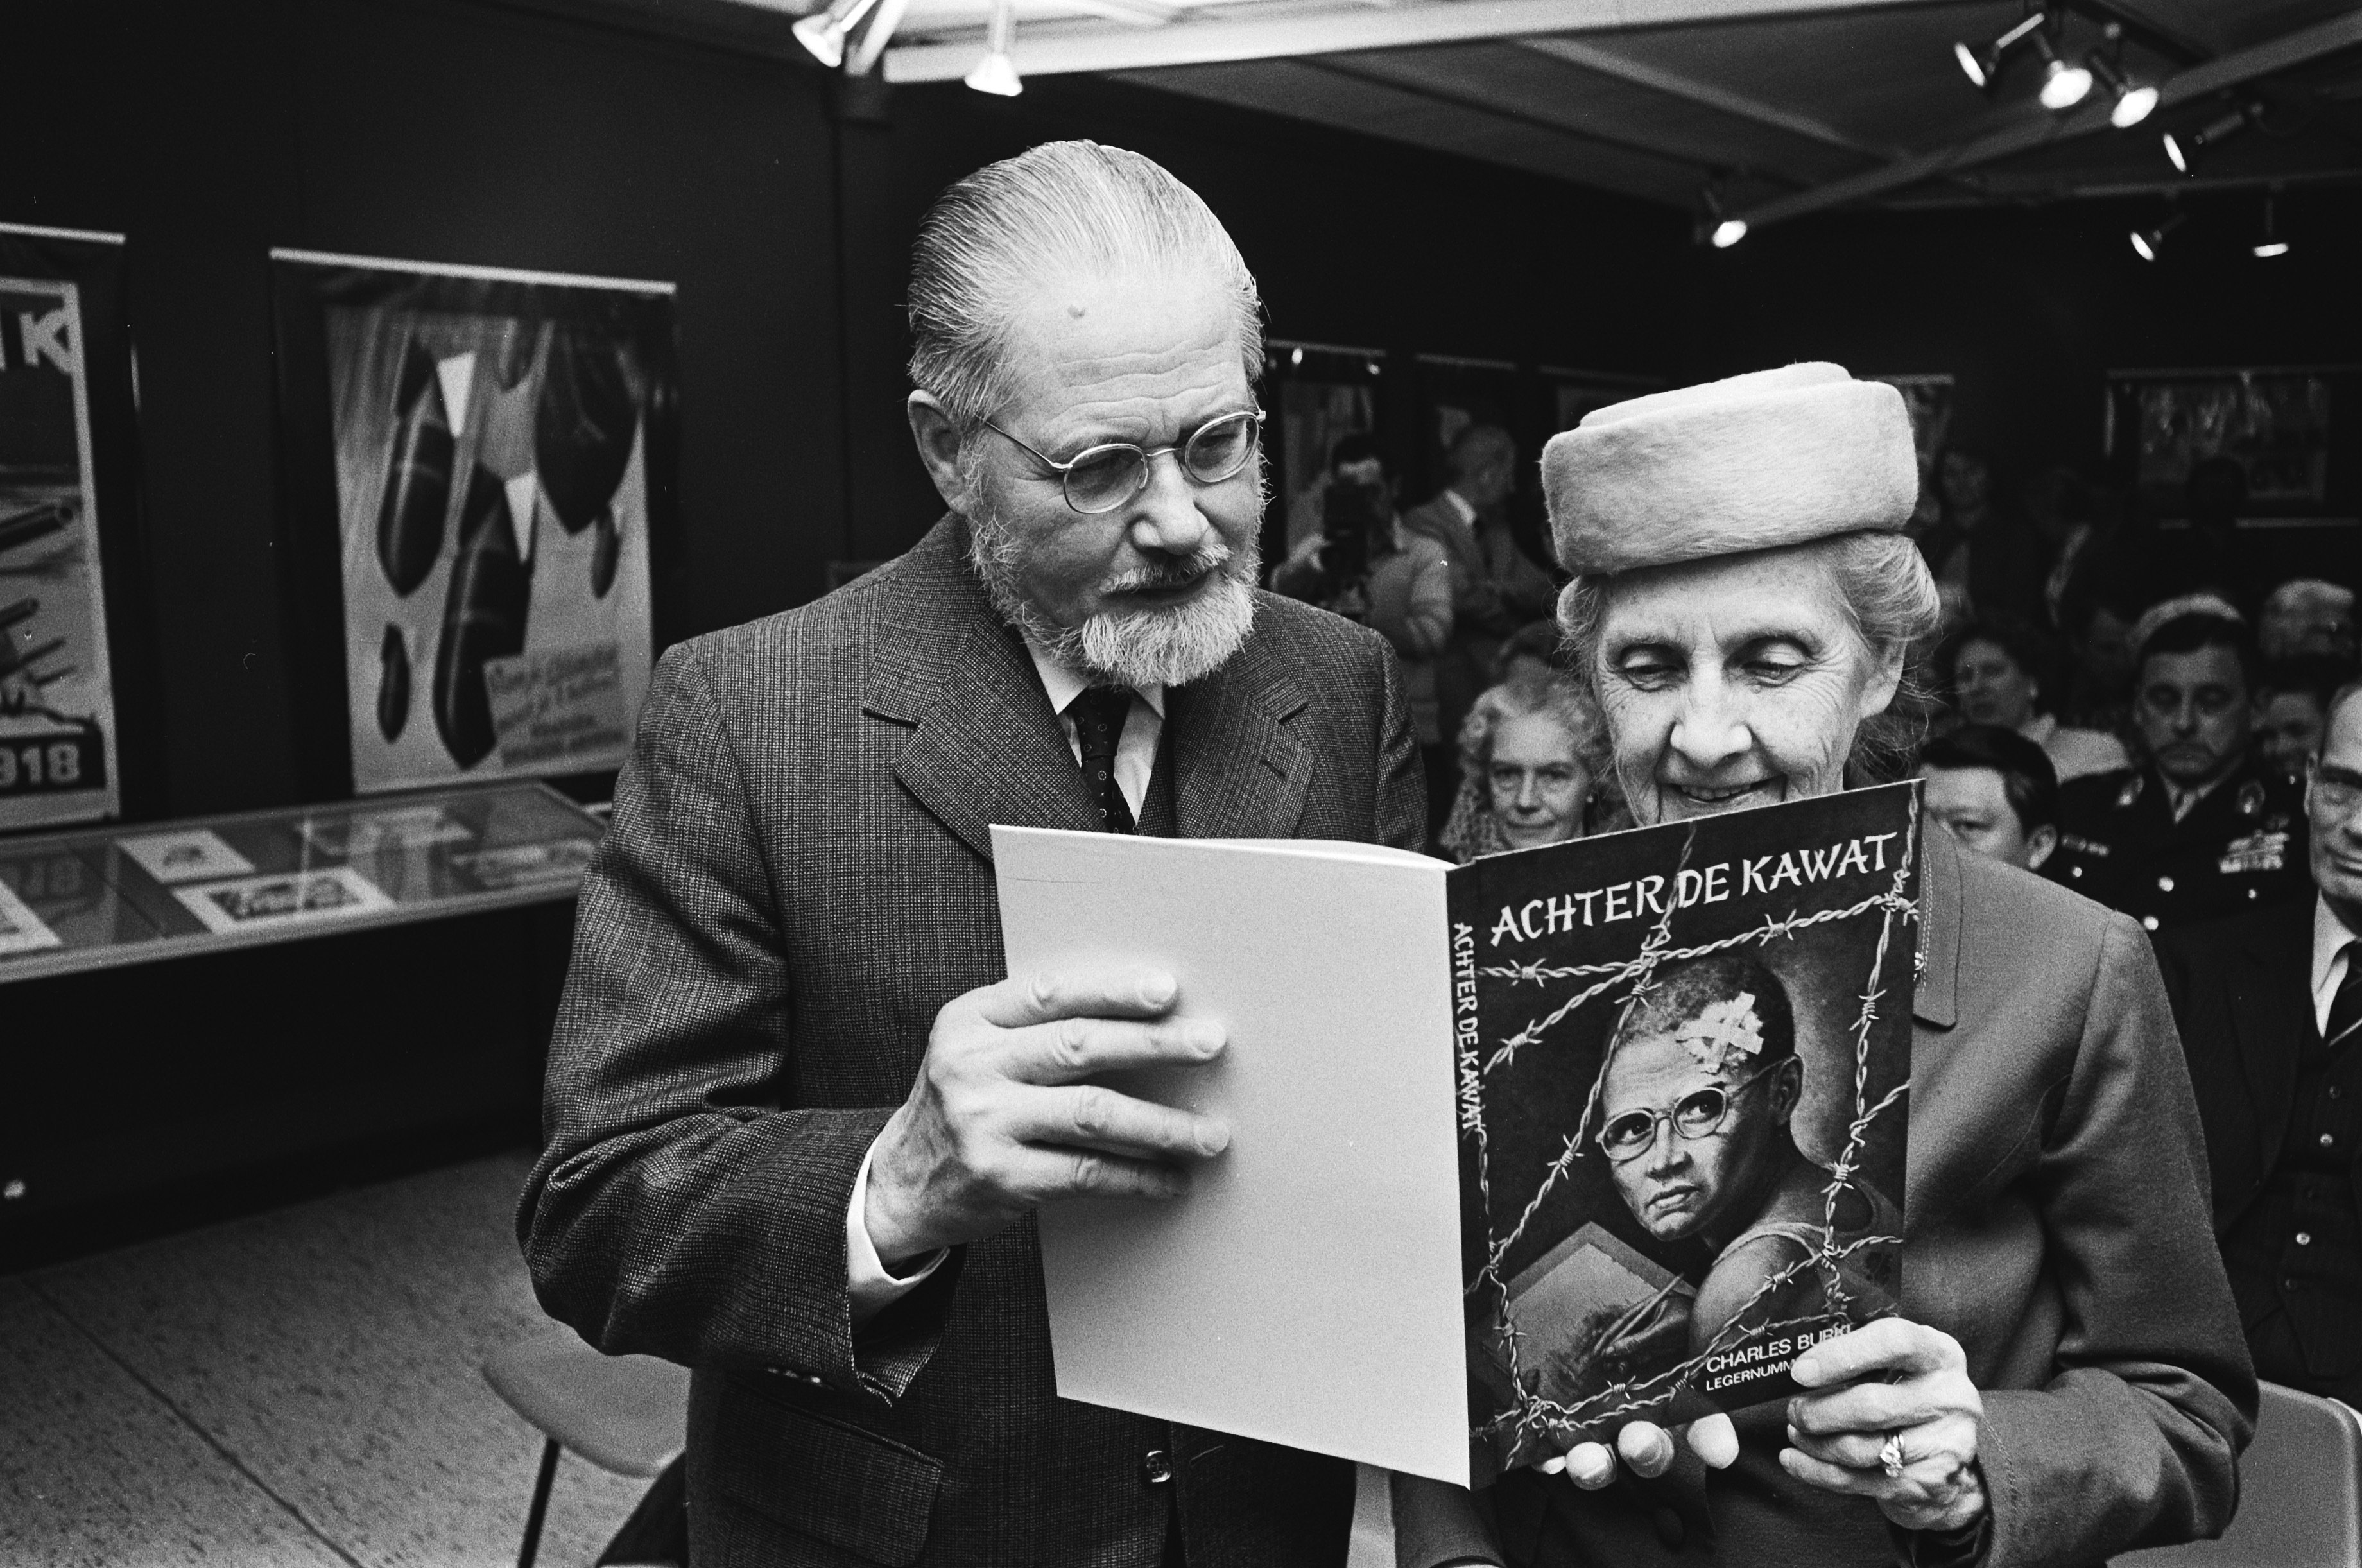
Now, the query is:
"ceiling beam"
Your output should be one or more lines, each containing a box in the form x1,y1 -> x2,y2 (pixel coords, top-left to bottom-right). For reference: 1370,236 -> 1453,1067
1730,9 -> 2362,230
1514,35 -> 1894,156
884,0 -> 1950,85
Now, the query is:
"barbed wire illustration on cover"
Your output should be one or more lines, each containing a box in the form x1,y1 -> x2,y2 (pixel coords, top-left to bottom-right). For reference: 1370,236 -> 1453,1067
1460,814 -> 1920,1464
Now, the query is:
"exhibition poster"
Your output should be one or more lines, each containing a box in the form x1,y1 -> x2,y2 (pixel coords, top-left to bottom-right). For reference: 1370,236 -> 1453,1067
2105,368 -> 2335,512
0,234 -> 123,833
271,250 -> 678,795
994,784 -> 1917,1486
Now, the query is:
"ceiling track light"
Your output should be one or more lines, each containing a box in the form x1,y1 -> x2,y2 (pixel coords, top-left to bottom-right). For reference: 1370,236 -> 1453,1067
2162,105 -> 2255,175
2085,51 -> 2159,128
793,0 -> 881,69
2254,194 -> 2290,259
2031,32 -> 2094,111
2128,211 -> 2185,263
1954,10 -> 2046,91
1697,185 -> 1747,248
964,0 -> 1022,96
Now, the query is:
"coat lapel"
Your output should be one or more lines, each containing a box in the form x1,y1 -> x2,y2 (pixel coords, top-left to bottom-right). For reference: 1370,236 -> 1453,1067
863,519 -> 1099,863
1912,818 -> 1961,1029
2234,902 -> 2315,1176
1168,604 -> 1315,841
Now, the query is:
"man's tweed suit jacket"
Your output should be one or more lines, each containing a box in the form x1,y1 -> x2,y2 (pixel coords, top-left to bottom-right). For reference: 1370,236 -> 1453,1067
519,514 -> 1427,1567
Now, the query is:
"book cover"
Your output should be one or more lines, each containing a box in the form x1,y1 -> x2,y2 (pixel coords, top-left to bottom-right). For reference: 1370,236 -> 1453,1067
1450,782 -> 1919,1482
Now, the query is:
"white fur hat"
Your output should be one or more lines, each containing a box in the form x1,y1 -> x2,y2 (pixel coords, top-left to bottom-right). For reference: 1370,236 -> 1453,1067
1542,363 -> 1918,577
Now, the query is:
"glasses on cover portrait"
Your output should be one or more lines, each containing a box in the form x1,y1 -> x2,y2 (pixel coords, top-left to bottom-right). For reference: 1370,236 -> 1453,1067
1596,1056 -> 1786,1163
985,409 -> 1264,515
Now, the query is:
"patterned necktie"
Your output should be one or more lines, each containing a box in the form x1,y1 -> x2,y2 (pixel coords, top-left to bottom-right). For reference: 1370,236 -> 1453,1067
1067,686 -> 1136,834
2328,940 -> 2362,1049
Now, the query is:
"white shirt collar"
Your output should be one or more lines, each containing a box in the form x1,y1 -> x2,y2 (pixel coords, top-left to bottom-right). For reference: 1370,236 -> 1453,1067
2164,771 -> 2229,822
1021,635 -> 1166,719
2315,893 -> 2358,1012
1440,488 -> 1478,528
2019,712 -> 2059,746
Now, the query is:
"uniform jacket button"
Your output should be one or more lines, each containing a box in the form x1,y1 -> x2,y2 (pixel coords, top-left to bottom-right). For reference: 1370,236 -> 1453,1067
2157,875 -> 2175,892
1143,1449 -> 1175,1485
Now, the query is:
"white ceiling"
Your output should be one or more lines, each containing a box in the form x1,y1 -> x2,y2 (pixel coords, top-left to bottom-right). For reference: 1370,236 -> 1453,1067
775,0 -> 2362,234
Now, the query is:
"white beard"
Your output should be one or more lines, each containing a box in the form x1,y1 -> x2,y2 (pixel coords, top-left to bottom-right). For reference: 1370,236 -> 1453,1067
966,505 -> 1261,690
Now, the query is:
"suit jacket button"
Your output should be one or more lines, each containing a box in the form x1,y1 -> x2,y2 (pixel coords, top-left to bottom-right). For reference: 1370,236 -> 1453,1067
1143,1449 -> 1175,1485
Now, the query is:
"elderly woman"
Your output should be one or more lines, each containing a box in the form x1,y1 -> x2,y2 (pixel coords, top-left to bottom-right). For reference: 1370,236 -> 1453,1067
1439,677 -> 1609,859
1398,364 -> 2252,1568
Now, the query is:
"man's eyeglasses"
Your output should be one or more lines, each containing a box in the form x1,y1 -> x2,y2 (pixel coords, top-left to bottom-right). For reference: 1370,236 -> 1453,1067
983,409 -> 1264,516
1596,1056 -> 1785,1164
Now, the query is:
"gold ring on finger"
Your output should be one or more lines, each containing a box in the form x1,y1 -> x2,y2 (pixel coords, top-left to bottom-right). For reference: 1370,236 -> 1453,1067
1878,1432 -> 1906,1479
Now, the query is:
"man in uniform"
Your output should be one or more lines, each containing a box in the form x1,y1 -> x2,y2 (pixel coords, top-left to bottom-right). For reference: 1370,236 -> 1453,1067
2046,610 -> 2310,931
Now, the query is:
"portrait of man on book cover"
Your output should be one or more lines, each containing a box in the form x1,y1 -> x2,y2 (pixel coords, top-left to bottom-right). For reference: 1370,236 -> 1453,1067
1454,784 -> 1917,1481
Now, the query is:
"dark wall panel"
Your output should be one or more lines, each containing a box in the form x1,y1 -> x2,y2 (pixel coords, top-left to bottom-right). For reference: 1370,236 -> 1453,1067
284,0 -> 850,646
844,77 -> 1694,560
1677,192 -> 2362,492
3,0 -> 847,820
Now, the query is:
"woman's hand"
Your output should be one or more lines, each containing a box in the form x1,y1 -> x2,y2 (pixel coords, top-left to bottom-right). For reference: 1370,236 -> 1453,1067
1780,1318 -> 1986,1534
1548,1412 -> 1740,1488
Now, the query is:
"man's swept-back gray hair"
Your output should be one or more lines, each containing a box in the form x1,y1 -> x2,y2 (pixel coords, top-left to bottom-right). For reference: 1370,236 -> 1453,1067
907,140 -> 1264,427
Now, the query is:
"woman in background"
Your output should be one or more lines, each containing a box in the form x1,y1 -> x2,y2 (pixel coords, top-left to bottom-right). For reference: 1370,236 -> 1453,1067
1942,615 -> 2128,782
1439,677 -> 1617,859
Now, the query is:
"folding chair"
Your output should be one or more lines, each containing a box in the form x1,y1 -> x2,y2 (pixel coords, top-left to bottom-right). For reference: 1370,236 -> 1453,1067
482,1331 -> 693,1568
2116,1381 -> 2362,1568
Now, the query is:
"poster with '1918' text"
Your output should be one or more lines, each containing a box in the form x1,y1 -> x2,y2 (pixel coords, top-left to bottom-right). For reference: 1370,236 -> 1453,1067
0,256 -> 120,833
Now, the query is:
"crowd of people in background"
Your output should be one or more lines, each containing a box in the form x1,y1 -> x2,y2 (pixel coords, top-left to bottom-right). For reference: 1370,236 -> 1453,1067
1275,424 -> 2357,884
1273,418 -> 2362,1413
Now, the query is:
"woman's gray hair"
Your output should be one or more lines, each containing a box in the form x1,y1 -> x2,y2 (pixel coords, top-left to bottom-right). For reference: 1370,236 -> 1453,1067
1456,674 -> 1610,780
908,141 -> 1264,429
1555,531 -> 1942,783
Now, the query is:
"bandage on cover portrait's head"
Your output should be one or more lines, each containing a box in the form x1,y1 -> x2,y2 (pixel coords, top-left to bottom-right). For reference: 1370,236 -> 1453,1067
1595,952 -> 1802,1247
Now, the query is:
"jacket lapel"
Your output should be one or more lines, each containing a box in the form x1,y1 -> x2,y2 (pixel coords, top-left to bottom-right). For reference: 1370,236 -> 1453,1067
1912,819 -> 1960,1030
1168,605 -> 1316,841
2234,902 -> 2315,1176
863,519 -> 1099,863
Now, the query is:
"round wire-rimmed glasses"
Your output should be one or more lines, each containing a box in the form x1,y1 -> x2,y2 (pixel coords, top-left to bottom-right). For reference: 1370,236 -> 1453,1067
981,408 -> 1265,515
1596,1056 -> 1786,1163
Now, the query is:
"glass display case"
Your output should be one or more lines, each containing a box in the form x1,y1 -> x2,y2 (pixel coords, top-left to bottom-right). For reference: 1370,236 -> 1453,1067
0,780 -> 601,985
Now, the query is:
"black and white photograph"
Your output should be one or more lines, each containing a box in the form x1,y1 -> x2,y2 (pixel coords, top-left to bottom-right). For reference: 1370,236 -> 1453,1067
6,4 -> 2361,1567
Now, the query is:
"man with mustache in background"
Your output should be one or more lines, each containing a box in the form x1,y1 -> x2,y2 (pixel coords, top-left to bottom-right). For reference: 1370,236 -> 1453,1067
520,141 -> 1424,1566
2046,610 -> 2311,931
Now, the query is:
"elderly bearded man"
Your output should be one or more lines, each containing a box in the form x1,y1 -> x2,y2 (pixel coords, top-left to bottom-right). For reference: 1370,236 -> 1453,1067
519,142 -> 1424,1567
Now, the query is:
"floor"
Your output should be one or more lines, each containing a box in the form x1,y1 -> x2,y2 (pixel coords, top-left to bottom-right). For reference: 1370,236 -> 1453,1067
3,1147 -> 1397,1568
1,1150 -> 646,1568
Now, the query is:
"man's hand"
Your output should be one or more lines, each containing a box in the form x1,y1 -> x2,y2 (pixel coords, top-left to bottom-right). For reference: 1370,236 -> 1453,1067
863,965 -> 1230,1267
1780,1318 -> 1987,1534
